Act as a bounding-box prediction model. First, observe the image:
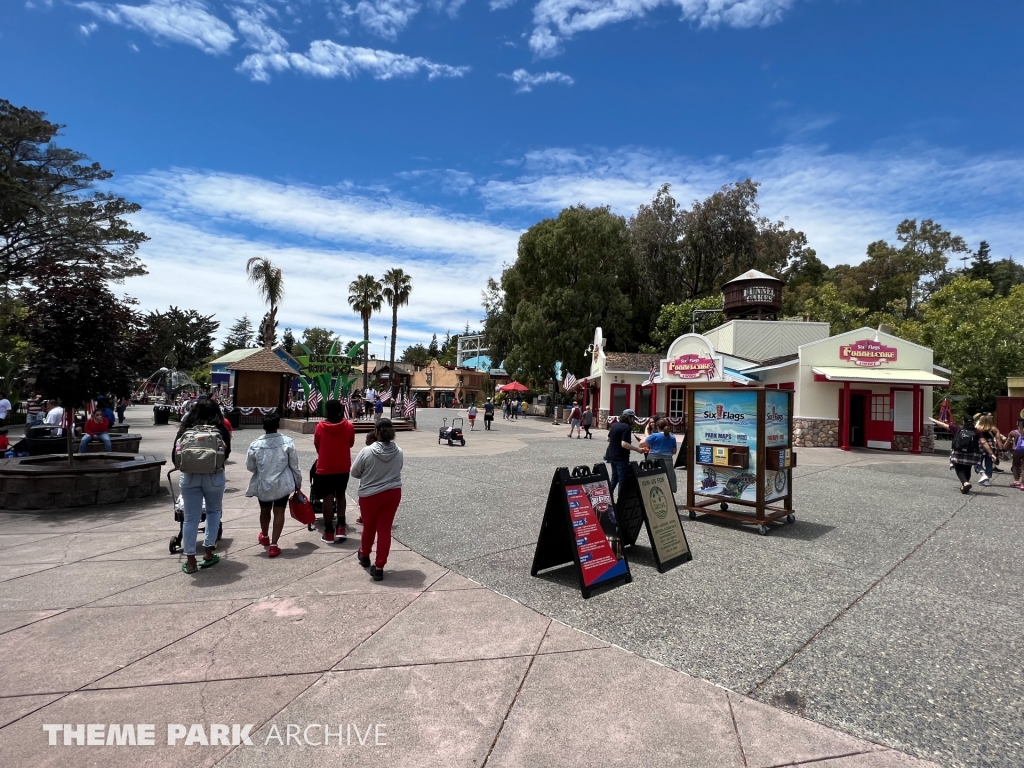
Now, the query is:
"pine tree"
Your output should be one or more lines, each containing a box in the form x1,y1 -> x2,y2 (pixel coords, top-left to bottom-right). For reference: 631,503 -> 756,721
428,333 -> 439,358
970,241 -> 993,282
221,315 -> 255,354
259,311 -> 279,348
281,328 -> 296,354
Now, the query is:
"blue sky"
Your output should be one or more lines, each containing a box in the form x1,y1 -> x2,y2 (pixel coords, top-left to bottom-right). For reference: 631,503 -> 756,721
4,0 -> 1023,352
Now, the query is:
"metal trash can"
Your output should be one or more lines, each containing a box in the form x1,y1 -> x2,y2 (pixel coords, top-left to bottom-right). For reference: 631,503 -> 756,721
153,406 -> 170,425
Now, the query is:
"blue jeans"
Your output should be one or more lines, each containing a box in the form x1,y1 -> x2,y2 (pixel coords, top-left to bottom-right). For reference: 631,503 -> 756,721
79,433 -> 112,452
979,454 -> 994,477
609,460 -> 629,497
116,407 -> 126,424
180,471 -> 225,556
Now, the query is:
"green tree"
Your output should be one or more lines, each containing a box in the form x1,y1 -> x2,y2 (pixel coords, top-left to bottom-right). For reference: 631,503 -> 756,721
989,257 -> 1024,297
969,241 -> 993,282
300,327 -> 339,358
381,268 -> 412,397
0,99 -> 148,285
439,331 -> 460,366
488,204 -> 633,382
246,256 -> 284,348
347,274 -> 382,389
427,334 -> 439,359
141,306 -> 218,374
650,295 -> 725,348
220,315 -> 255,355
281,327 -> 296,354
802,283 -> 869,335
400,344 -> 431,366
921,276 -> 1024,414
22,267 -> 146,460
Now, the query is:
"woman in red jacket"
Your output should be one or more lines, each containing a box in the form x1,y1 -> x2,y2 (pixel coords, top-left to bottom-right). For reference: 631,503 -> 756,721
314,399 -> 355,543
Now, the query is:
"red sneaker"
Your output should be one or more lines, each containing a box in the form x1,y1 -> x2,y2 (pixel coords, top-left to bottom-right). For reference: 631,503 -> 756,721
268,545 -> 281,558
335,524 -> 347,542
321,529 -> 335,544
258,532 -> 270,547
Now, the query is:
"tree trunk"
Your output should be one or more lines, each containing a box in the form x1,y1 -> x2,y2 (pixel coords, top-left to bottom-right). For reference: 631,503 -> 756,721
389,305 -> 398,401
264,305 -> 277,349
362,316 -> 370,391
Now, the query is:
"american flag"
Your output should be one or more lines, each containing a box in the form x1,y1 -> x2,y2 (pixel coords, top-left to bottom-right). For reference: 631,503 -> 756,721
646,360 -> 658,386
343,395 -> 351,420
307,388 -> 322,412
402,397 -> 417,417
563,373 -> 577,392
379,390 -> 392,404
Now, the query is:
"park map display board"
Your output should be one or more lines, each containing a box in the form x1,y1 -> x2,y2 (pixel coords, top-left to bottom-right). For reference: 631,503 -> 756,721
531,464 -> 632,599
617,460 -> 692,573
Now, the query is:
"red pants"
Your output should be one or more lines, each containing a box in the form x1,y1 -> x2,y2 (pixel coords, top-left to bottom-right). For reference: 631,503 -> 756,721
358,488 -> 402,567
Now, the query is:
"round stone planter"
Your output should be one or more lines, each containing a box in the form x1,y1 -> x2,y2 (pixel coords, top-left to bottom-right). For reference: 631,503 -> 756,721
0,453 -> 167,510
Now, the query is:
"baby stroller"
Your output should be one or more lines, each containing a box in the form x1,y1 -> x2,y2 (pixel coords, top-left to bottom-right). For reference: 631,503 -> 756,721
308,459 -> 343,532
438,417 -> 466,447
168,468 -> 223,554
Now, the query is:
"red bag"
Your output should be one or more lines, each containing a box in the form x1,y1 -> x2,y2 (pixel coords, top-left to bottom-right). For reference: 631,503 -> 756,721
289,490 -> 316,526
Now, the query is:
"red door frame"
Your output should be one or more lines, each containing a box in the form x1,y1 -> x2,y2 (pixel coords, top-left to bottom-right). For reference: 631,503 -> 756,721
634,384 -> 656,418
610,383 -> 630,416
889,385 -> 923,454
839,386 -> 874,449
865,392 -> 894,447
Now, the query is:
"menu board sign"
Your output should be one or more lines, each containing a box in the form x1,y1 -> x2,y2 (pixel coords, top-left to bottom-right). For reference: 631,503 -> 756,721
692,390 -> 759,502
638,472 -> 691,570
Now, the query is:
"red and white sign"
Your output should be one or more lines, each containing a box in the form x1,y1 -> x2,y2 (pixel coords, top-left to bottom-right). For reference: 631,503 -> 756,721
667,353 -> 717,379
840,340 -> 898,367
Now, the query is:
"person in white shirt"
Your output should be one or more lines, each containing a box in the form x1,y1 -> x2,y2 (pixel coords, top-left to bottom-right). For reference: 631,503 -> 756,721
44,401 -> 64,436
0,393 -> 11,427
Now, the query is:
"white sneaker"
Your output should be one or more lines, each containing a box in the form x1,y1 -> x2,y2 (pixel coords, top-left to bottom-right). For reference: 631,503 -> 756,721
979,474 -> 991,486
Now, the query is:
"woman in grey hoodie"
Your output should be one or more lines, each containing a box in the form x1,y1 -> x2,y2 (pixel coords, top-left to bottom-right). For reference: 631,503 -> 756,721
351,417 -> 404,581
246,415 -> 302,558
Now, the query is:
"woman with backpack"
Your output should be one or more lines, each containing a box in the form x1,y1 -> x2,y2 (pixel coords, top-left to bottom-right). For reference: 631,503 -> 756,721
174,398 -> 231,573
246,414 -> 302,558
351,417 -> 404,582
1005,413 -> 1024,490
931,413 -> 982,494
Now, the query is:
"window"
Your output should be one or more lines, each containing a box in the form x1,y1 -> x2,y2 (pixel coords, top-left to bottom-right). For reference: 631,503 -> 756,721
636,386 -> 655,418
611,384 -> 629,416
870,395 -> 891,421
668,388 -> 686,419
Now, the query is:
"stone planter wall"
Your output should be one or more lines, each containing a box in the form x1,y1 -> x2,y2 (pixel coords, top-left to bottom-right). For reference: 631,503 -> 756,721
0,455 -> 165,510
83,435 -> 142,453
793,418 -> 840,447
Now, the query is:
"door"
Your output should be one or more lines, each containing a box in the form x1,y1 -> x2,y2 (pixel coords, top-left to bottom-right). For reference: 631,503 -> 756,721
610,384 -> 629,417
848,393 -> 866,447
866,394 -> 894,449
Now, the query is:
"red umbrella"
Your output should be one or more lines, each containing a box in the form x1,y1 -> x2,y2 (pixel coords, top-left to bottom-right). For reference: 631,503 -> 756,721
498,381 -> 529,393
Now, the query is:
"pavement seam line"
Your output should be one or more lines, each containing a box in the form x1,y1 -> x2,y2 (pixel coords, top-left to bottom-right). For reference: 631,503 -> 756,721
480,619 -> 550,767
449,541 -> 537,568
725,692 -> 749,767
760,749 -> 879,768
747,495 -> 971,697
0,608 -> 68,637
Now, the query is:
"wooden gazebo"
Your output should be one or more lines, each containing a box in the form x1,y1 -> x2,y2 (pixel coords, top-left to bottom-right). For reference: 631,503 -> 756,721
227,348 -> 294,410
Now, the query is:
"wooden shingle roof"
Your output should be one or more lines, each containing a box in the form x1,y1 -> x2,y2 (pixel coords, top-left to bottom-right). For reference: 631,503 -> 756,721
226,348 -> 295,374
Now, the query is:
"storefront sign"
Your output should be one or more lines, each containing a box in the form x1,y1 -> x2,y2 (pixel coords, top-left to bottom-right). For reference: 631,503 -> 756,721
839,340 -> 898,367
667,353 -> 717,379
742,286 -> 779,303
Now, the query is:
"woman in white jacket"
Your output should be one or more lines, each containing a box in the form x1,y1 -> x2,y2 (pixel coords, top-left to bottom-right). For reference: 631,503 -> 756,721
246,414 -> 302,558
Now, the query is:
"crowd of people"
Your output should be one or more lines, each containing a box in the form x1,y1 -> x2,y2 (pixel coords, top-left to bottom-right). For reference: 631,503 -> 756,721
932,409 -> 1024,493
174,396 -> 403,582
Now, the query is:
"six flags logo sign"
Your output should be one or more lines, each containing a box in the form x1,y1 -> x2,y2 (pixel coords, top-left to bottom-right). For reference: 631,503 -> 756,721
667,354 -> 717,379
840,340 -> 898,367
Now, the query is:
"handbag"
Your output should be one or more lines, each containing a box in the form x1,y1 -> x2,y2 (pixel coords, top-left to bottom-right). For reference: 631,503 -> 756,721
288,490 -> 316,526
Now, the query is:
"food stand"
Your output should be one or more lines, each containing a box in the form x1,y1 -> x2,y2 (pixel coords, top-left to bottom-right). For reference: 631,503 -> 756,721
685,387 -> 795,535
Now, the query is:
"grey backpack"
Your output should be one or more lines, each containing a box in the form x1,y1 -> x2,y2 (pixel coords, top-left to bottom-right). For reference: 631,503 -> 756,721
174,425 -> 226,473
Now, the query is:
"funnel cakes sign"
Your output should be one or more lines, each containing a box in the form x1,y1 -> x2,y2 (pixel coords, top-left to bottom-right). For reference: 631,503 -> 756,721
840,339 -> 898,367
667,353 -> 717,379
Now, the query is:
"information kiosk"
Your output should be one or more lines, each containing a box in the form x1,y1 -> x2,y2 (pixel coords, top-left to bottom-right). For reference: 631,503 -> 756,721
686,387 -> 796,535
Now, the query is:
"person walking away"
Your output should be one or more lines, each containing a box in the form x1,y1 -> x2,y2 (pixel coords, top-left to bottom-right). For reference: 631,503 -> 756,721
606,409 -> 645,497
483,397 -> 494,430
975,413 -> 1001,485
374,396 -> 384,418
512,398 -> 520,420
932,413 -> 982,494
247,414 -> 302,557
174,399 -> 230,573
1006,413 -> 1024,489
314,399 -> 355,543
568,402 -> 582,438
116,396 -> 129,424
352,418 -> 404,581
639,419 -> 679,492
0,392 -> 10,428
79,408 -> 112,452
502,398 -> 509,420
26,392 -> 46,427
468,403 -> 478,431
582,408 -> 593,439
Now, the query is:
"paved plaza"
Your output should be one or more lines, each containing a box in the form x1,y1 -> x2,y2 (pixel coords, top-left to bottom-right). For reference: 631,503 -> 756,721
0,407 -> 1019,767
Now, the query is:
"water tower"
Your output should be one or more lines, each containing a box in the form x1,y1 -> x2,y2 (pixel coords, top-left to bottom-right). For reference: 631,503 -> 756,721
722,269 -> 784,321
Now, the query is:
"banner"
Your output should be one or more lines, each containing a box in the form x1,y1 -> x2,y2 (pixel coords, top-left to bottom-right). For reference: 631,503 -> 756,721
692,389 -> 759,503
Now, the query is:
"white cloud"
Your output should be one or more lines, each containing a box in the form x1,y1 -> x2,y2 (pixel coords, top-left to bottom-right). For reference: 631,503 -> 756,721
229,3 -> 287,54
489,0 -> 517,8
79,0 -> 236,54
239,38 -> 469,82
353,0 -> 421,40
119,171 -> 519,344
80,21 -> 99,34
501,68 -> 574,92
530,0 -> 798,56
478,144 -> 1024,267
129,41 -> 140,50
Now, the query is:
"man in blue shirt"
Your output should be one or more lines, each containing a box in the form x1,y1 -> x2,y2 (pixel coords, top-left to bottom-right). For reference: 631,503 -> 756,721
605,409 -> 646,497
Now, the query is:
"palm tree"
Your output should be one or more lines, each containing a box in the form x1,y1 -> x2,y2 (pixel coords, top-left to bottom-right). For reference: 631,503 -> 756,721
381,269 -> 413,399
348,274 -> 383,390
246,257 -> 285,349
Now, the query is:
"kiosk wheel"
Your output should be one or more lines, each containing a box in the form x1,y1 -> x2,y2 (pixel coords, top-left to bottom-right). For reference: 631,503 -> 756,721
757,524 -> 769,536
688,510 -> 697,520
460,438 -> 466,446
720,502 -> 729,512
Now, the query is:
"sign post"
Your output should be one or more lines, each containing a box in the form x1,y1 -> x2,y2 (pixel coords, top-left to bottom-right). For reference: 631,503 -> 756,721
685,387 -> 796,535
531,464 -> 632,599
617,460 -> 692,572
